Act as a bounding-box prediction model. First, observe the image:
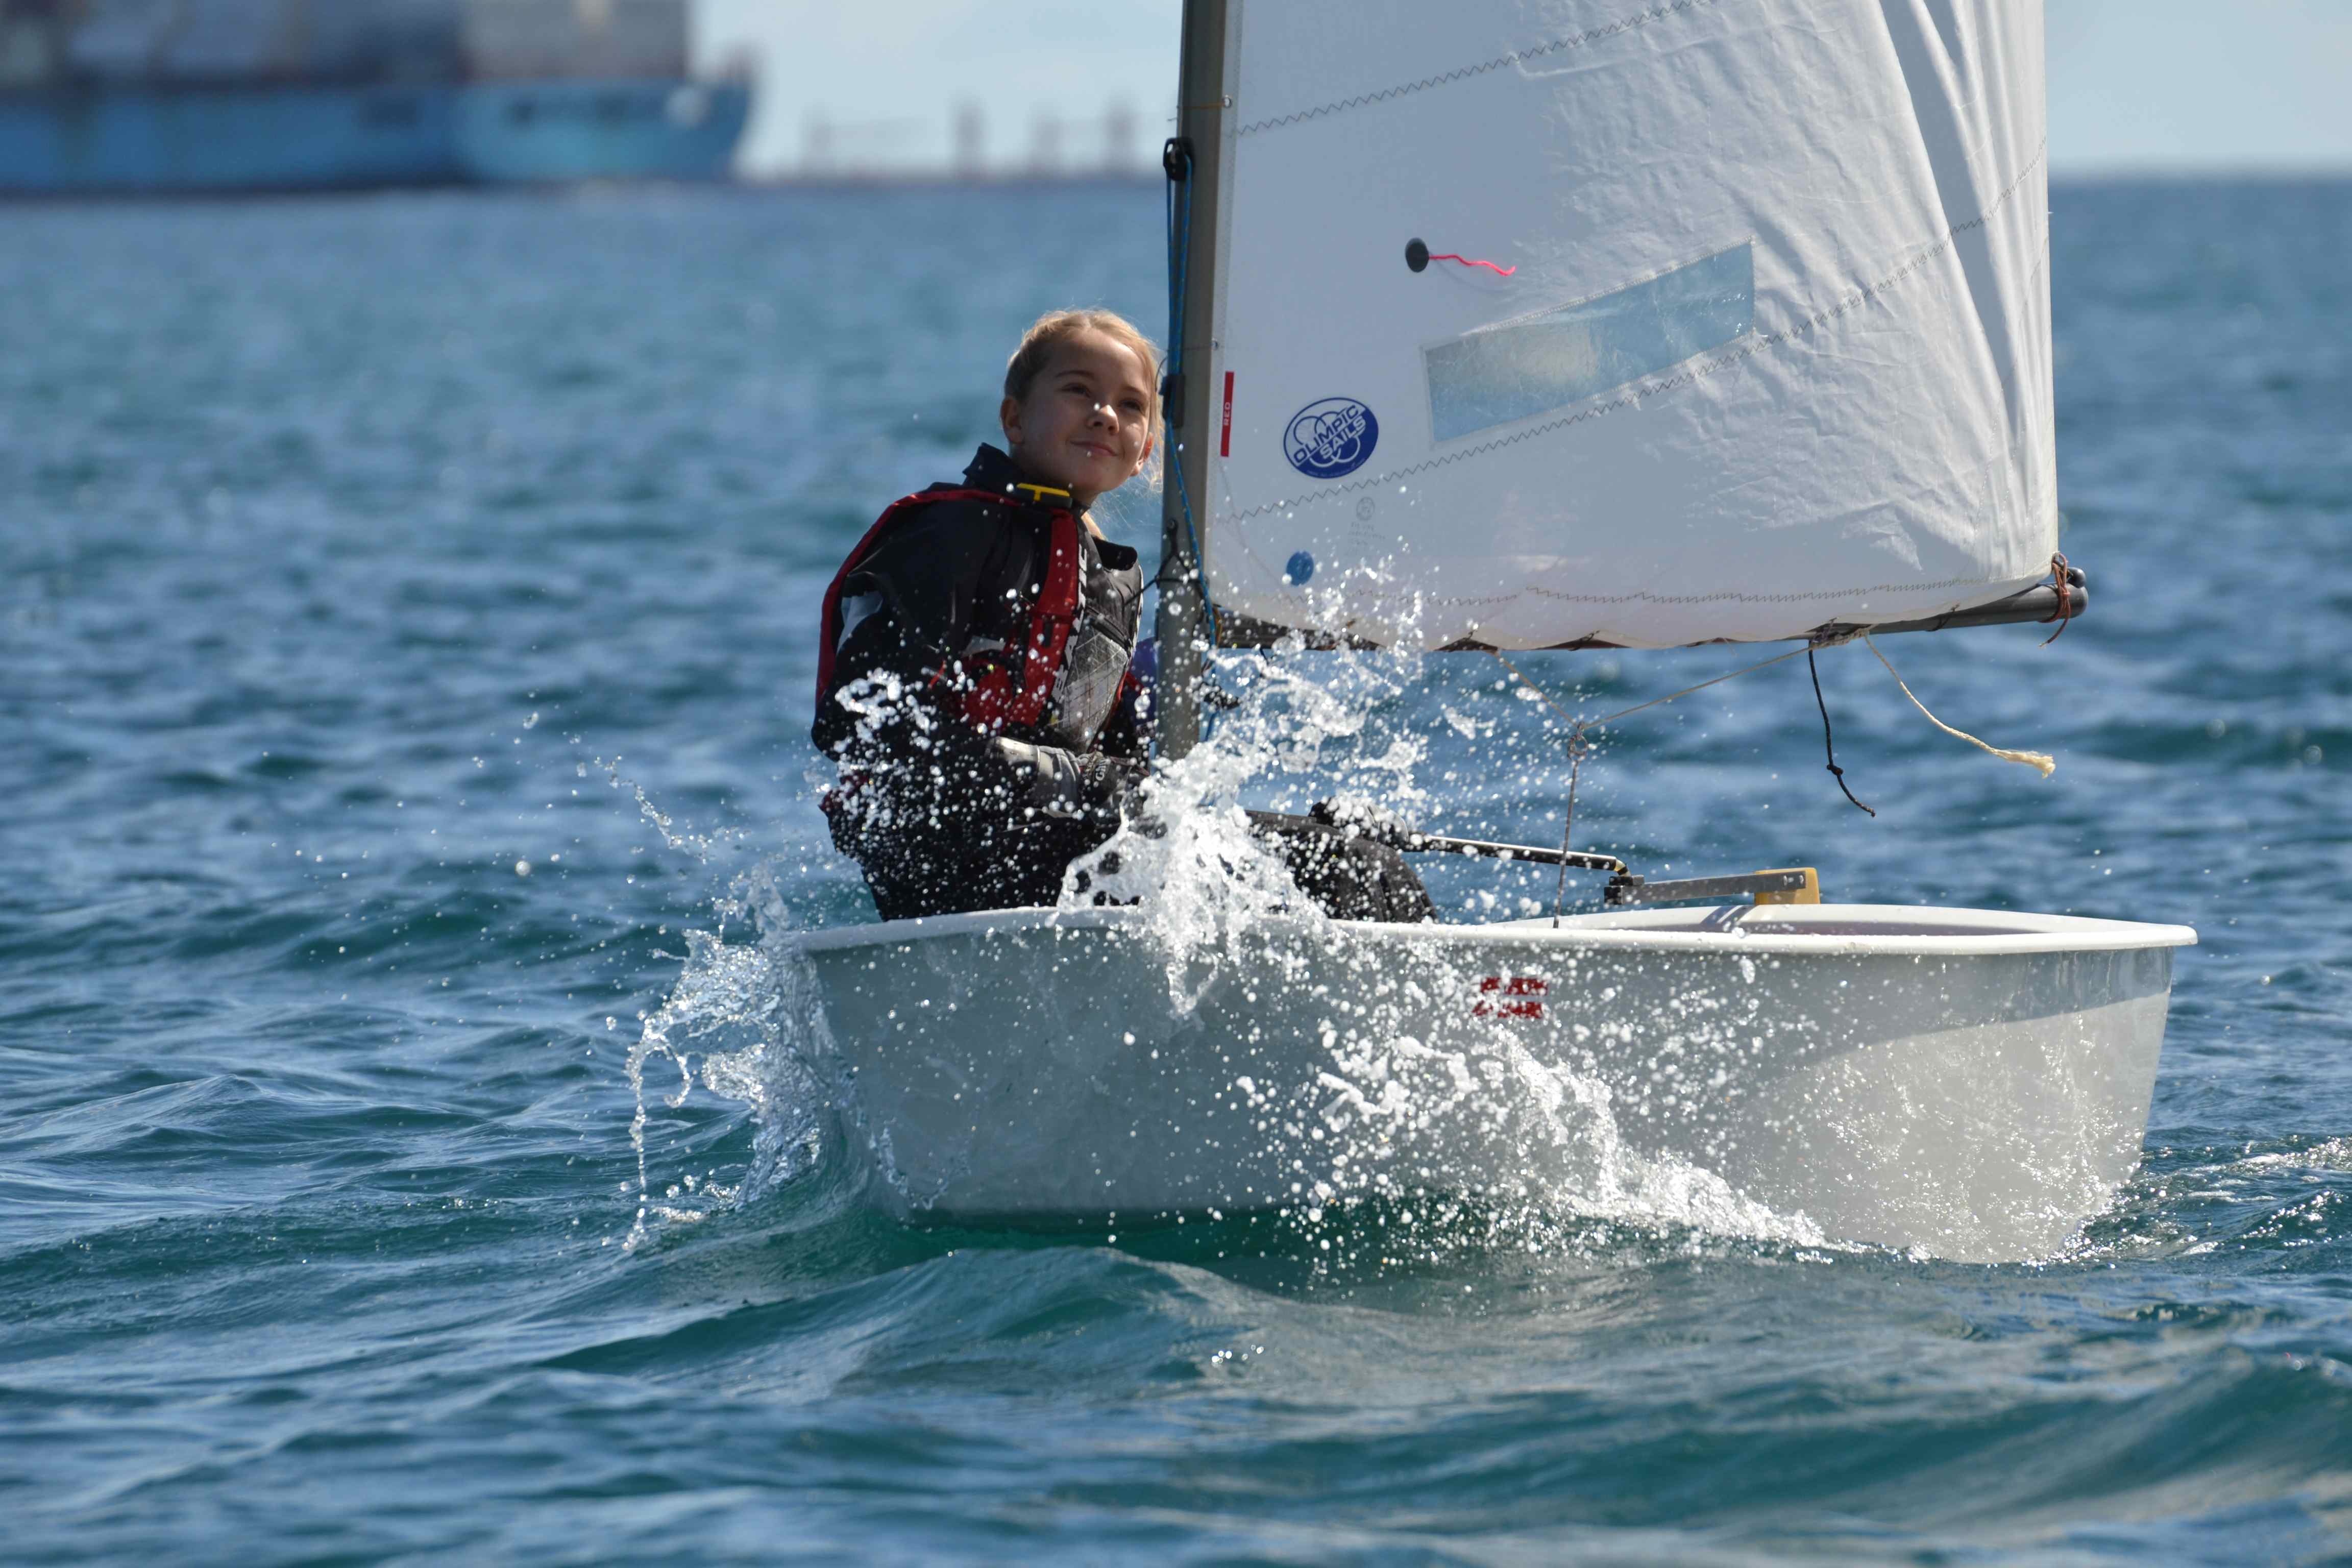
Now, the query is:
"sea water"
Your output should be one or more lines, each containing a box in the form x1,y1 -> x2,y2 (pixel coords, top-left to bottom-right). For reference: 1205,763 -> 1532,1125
4,180 -> 2350,1563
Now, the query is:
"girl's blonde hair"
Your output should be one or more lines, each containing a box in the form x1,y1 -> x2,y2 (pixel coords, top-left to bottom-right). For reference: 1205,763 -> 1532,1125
1003,308 -> 1164,436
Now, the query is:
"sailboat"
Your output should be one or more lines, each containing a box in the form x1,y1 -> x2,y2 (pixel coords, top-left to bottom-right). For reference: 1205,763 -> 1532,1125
789,0 -> 2194,1262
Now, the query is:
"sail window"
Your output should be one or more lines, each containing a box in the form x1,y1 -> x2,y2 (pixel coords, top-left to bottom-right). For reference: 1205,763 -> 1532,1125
1425,243 -> 1754,442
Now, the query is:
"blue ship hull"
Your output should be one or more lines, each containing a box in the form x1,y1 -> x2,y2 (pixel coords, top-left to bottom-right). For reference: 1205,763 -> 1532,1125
456,80 -> 749,184
0,79 -> 748,194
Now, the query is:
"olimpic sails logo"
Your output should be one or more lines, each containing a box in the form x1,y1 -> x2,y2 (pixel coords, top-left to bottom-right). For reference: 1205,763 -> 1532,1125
1283,397 -> 1379,479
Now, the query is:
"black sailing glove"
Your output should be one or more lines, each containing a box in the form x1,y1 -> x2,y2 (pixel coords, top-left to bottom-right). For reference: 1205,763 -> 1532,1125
1308,796 -> 1420,848
991,737 -> 1144,823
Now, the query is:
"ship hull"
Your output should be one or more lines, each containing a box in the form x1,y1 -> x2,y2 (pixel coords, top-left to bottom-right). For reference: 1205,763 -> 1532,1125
453,79 -> 749,184
0,83 -> 454,194
0,79 -> 747,194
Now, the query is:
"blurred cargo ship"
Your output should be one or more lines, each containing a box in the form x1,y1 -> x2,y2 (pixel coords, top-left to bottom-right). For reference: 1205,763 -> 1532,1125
0,0 -> 750,194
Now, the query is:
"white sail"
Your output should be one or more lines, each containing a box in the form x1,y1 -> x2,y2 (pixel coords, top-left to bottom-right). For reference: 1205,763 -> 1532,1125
1194,0 -> 2056,651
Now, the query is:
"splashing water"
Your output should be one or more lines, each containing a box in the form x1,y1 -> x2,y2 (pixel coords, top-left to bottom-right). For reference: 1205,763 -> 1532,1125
628,599 -> 1830,1259
1077,626 -> 1431,1009
625,923 -> 839,1250
595,753 -> 736,864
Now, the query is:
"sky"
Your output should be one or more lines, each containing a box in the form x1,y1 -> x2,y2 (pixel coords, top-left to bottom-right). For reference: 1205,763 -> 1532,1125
693,0 -> 2352,178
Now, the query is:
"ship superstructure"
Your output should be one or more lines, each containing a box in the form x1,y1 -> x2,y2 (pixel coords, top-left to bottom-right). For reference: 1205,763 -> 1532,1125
0,0 -> 750,193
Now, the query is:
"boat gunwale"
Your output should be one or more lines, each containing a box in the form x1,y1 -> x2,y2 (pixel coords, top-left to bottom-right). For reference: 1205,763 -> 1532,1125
783,903 -> 2199,961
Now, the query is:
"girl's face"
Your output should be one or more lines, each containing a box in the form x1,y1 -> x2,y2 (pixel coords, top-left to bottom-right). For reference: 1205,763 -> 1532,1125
999,329 -> 1155,506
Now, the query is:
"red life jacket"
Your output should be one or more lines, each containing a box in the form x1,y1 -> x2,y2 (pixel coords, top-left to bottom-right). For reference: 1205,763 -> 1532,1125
816,481 -> 1085,738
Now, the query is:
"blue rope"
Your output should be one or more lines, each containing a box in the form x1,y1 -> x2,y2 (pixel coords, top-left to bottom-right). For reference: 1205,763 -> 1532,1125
1164,153 -> 1219,647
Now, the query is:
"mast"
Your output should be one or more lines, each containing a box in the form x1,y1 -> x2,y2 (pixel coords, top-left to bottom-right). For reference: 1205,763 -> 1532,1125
1153,0 -> 1230,762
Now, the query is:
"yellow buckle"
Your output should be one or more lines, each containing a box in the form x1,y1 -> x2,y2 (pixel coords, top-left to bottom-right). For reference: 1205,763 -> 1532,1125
1752,867 -> 1822,905
1012,481 -> 1072,505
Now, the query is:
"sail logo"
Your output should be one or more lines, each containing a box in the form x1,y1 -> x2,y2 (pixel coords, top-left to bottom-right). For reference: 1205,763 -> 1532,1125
1283,398 -> 1379,479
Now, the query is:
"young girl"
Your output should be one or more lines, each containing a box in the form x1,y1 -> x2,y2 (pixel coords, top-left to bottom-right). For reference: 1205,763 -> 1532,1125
814,309 -> 1159,921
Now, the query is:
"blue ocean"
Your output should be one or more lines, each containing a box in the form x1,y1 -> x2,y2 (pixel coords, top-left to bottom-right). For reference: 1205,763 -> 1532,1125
4,178 -> 2349,1563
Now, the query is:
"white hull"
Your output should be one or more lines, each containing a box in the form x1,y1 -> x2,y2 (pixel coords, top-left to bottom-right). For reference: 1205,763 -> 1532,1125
792,904 -> 2194,1262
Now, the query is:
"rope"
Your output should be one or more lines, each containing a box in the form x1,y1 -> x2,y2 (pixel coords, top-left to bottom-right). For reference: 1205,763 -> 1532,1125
1429,253 -> 1517,277
1552,722 -> 1587,927
1488,628 -> 2051,883
1808,647 -> 1876,816
2039,551 -> 2075,647
1862,633 -> 2055,778
1488,644 -> 1807,735
1490,644 -> 1814,919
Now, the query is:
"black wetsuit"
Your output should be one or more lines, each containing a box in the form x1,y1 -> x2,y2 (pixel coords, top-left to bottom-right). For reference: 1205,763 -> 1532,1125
815,445 -> 1146,920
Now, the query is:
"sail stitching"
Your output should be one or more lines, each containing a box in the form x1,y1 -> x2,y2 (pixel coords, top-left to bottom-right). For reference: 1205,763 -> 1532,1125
1233,0 -> 1732,137
1222,141 -> 2048,531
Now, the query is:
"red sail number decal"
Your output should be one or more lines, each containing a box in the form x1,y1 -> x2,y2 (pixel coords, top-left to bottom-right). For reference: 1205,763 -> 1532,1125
1473,975 -> 1547,1020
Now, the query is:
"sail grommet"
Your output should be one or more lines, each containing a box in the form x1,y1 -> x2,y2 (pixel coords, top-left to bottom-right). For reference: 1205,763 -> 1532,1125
1405,238 -> 1430,273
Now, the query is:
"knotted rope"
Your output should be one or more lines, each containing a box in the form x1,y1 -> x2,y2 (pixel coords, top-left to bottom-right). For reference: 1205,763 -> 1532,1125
1861,633 -> 2055,778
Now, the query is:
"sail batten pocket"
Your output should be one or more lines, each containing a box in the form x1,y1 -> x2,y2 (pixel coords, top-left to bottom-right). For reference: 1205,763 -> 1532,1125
1425,242 -> 1754,442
